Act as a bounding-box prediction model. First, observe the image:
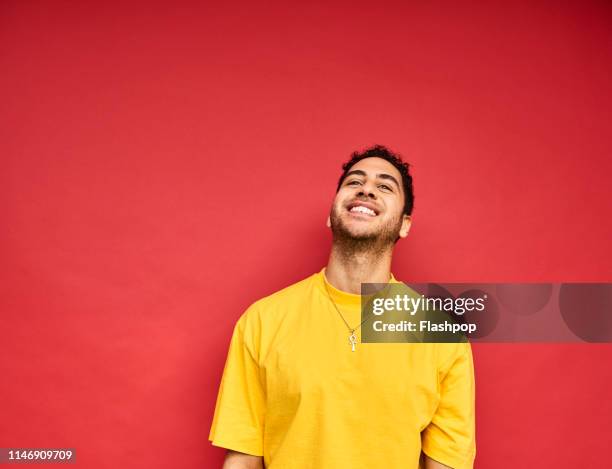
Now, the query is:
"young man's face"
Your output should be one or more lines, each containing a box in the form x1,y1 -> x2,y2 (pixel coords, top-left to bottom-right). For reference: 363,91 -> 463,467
327,157 -> 411,244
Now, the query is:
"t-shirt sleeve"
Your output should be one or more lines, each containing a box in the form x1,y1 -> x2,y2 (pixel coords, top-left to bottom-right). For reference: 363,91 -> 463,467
421,342 -> 476,469
208,311 -> 265,456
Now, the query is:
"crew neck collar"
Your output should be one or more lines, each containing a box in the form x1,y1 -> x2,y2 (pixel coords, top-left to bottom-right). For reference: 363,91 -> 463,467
317,267 -> 398,306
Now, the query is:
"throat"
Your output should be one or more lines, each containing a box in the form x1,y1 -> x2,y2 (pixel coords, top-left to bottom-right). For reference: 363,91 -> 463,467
325,247 -> 393,294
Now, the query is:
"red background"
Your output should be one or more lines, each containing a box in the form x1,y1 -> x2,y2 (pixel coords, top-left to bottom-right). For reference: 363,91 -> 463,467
1,1 -> 611,467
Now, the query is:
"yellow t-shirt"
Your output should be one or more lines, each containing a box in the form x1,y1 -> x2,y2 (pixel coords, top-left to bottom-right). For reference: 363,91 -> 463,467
209,268 -> 476,469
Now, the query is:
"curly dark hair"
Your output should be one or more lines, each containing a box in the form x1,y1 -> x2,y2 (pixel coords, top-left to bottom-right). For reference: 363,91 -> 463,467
336,144 -> 414,216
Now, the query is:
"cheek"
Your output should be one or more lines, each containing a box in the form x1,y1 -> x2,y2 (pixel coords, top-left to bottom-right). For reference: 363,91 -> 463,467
329,201 -> 342,219
384,200 -> 402,219
332,195 -> 347,213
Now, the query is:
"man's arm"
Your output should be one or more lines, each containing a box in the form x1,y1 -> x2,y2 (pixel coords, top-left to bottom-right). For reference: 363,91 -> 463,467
423,454 -> 452,469
421,343 -> 476,469
222,450 -> 264,469
209,311 -> 266,466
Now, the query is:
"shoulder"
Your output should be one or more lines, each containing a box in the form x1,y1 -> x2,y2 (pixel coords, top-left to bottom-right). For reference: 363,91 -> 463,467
235,272 -> 319,331
433,341 -> 474,377
254,273 -> 317,311
390,279 -> 473,375
231,272 -> 319,361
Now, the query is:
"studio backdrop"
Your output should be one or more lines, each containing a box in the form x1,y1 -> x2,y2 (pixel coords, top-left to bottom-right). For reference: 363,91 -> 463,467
1,1 -> 611,468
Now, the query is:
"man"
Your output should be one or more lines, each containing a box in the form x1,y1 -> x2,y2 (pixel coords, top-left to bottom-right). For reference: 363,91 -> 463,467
209,145 -> 476,468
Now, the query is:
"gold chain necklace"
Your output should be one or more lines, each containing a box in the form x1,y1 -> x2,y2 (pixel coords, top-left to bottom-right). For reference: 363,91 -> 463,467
323,275 -> 392,352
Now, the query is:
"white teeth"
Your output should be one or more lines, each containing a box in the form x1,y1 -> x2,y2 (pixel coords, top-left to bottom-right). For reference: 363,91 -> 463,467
350,206 -> 376,216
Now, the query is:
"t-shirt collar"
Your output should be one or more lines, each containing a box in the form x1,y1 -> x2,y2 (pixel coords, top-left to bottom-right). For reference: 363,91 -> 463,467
318,267 -> 398,307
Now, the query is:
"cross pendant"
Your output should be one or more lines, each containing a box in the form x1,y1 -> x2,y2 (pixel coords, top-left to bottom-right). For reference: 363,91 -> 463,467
349,331 -> 357,352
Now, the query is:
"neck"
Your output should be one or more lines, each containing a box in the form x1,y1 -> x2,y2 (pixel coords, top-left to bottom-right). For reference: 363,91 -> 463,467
325,239 -> 393,294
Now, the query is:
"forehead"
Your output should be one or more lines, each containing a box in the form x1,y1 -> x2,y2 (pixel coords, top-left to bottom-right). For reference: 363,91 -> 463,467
349,157 -> 402,184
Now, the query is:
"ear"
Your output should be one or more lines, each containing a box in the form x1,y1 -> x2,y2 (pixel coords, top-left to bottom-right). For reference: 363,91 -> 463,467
398,215 -> 411,238
326,215 -> 331,228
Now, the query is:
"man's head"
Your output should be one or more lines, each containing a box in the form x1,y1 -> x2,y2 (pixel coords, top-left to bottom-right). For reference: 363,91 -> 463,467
327,145 -> 414,246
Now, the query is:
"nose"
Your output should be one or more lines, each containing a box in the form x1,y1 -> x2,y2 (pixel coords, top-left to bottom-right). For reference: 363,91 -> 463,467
357,181 -> 377,200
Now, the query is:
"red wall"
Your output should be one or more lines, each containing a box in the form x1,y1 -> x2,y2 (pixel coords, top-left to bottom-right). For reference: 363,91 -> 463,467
1,1 -> 611,467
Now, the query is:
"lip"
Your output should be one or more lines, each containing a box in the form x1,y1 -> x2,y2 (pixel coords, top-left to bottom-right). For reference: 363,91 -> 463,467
346,200 -> 380,216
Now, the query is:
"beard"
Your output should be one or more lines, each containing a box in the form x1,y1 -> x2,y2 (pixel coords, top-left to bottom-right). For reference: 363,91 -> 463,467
329,203 -> 403,255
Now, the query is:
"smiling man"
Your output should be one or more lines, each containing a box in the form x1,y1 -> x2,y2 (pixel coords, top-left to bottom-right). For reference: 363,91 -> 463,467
209,145 -> 476,469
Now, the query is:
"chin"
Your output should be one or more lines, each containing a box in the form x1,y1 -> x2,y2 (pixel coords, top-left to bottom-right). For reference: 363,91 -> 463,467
338,225 -> 380,240
331,214 -> 387,241
348,227 -> 378,238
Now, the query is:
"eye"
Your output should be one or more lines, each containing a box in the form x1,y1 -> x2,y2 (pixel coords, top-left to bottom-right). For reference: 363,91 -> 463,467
347,180 -> 361,186
379,184 -> 392,192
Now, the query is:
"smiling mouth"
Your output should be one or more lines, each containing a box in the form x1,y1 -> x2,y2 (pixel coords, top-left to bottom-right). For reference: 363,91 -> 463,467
348,205 -> 377,217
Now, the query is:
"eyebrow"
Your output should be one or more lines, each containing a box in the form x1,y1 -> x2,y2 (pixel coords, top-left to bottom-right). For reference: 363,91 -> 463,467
345,169 -> 401,191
